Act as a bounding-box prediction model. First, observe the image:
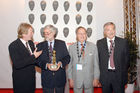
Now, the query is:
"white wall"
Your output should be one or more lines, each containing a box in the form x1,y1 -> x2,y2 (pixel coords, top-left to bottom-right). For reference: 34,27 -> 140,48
0,0 -> 124,88
0,0 -> 25,88
95,0 -> 124,40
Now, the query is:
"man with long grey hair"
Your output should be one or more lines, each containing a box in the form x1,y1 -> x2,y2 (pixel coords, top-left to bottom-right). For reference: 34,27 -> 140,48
36,25 -> 70,93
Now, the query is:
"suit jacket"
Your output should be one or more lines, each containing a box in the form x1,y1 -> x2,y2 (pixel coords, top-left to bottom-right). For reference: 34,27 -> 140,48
8,38 -> 36,93
97,36 -> 129,85
36,39 -> 70,88
68,41 -> 100,88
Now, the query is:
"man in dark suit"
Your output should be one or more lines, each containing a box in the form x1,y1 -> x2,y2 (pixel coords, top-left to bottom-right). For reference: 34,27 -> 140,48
8,23 -> 42,93
36,25 -> 70,93
97,22 -> 129,93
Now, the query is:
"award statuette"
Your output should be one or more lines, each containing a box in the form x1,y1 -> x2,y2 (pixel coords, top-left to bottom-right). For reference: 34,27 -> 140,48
50,50 -> 58,69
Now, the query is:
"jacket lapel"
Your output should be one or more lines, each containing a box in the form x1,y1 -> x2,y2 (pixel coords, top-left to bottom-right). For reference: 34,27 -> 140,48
73,42 -> 80,63
17,38 -> 31,55
53,39 -> 57,52
28,40 -> 35,53
102,38 -> 110,69
114,36 -> 119,67
103,38 -> 109,58
84,41 -> 89,58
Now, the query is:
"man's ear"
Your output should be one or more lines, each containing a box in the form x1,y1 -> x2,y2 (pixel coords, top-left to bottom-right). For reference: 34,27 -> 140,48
22,34 -> 26,37
103,31 -> 107,38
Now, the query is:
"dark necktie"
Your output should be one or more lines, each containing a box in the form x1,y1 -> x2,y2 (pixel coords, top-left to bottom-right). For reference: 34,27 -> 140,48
109,40 -> 115,68
49,42 -> 53,63
26,42 -> 31,54
81,44 -> 85,57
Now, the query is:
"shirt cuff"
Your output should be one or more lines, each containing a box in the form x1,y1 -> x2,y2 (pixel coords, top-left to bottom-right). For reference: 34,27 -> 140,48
45,63 -> 48,70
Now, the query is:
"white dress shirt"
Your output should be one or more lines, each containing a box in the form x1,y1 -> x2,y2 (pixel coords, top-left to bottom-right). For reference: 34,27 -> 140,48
48,40 -> 55,49
20,38 -> 33,54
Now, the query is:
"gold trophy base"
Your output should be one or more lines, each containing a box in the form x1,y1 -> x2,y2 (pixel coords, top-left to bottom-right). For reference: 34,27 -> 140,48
50,64 -> 58,69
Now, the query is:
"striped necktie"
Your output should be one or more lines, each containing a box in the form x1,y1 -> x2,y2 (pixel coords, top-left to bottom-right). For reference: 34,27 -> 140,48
109,40 -> 115,68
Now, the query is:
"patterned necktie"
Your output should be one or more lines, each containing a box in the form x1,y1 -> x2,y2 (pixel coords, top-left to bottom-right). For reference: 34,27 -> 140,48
81,44 -> 85,57
109,40 -> 115,68
49,42 -> 53,63
25,42 -> 31,54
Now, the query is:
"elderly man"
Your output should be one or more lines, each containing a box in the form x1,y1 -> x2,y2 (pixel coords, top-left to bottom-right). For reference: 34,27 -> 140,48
8,23 -> 42,93
68,26 -> 100,93
97,22 -> 129,93
36,25 -> 70,93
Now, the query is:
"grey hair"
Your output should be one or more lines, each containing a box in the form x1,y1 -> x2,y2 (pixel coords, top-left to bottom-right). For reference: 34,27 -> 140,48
43,25 -> 57,38
103,22 -> 116,30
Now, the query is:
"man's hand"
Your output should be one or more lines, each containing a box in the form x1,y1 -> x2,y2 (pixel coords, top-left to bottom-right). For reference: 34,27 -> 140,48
125,84 -> 127,89
93,79 -> 101,87
46,62 -> 62,71
33,48 -> 42,58
69,79 -> 74,88
57,61 -> 62,68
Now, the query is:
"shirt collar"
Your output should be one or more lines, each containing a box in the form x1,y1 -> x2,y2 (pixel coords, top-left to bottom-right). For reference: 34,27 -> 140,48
78,41 -> 86,46
47,39 -> 55,48
48,39 -> 55,44
20,38 -> 27,45
107,37 -> 115,43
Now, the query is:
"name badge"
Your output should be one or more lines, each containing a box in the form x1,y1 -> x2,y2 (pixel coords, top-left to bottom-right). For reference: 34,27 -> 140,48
76,64 -> 82,70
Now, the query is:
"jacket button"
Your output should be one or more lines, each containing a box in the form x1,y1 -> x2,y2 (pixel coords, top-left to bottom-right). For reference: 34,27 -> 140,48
53,72 -> 55,75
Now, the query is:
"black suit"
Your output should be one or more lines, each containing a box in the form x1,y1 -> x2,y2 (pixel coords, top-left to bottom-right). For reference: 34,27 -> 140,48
8,39 -> 36,93
97,36 -> 129,93
36,39 -> 70,93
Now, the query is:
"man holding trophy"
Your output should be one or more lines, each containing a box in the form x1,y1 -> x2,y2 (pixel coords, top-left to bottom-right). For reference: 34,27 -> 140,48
36,25 -> 70,93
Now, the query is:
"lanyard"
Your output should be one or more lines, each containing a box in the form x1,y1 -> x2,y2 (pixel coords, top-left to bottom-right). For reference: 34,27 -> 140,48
76,41 -> 86,62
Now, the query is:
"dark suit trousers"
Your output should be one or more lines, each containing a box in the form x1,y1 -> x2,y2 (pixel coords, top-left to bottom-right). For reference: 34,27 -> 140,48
43,87 -> 64,93
14,89 -> 35,93
102,71 -> 125,93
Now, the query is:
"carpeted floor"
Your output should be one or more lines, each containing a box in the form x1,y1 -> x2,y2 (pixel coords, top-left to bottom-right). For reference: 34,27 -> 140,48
0,88 -> 102,93
0,88 -> 139,93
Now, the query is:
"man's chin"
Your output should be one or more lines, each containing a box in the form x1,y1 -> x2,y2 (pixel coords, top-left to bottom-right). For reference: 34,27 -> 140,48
28,38 -> 33,41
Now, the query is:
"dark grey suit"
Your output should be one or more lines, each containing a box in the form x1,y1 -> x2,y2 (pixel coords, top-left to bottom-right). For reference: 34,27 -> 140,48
97,36 -> 129,93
